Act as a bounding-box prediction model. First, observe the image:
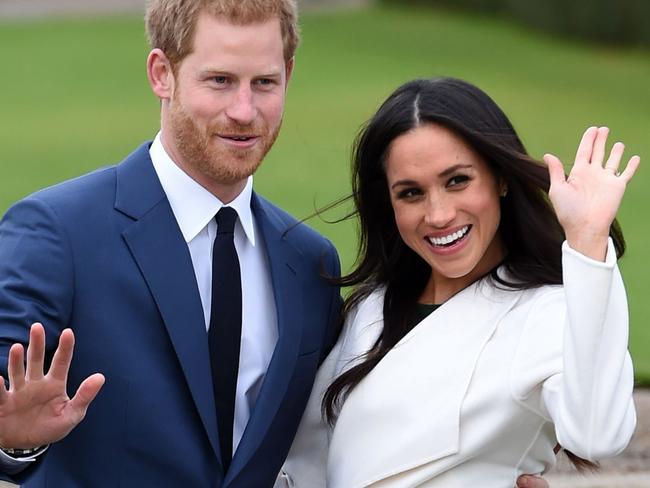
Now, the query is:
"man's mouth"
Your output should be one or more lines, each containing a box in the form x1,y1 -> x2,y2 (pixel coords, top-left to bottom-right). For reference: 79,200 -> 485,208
426,225 -> 471,248
217,134 -> 261,148
221,135 -> 256,142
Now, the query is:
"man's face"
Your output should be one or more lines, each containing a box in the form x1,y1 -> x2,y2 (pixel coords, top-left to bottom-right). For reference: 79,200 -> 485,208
163,12 -> 291,198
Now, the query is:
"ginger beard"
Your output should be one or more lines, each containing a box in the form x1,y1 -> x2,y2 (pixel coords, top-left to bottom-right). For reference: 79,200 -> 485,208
168,90 -> 282,186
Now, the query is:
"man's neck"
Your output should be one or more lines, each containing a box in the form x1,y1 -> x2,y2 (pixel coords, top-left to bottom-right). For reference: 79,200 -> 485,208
158,133 -> 247,204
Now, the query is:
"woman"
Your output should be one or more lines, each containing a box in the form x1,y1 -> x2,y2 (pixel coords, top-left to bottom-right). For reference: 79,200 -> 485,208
279,78 -> 638,487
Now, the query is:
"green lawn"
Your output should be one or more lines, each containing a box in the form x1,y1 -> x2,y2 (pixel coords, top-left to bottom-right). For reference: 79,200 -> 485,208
1,5 -> 649,380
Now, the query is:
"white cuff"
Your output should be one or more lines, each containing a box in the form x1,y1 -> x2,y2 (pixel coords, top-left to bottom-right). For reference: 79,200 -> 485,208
0,444 -> 48,467
562,237 -> 616,268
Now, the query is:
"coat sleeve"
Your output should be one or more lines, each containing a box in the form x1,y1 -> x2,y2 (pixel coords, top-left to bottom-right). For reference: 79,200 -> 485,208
319,239 -> 343,364
0,197 -> 75,355
275,331 -> 342,488
276,292 -> 372,488
0,197 -> 75,483
512,238 -> 636,461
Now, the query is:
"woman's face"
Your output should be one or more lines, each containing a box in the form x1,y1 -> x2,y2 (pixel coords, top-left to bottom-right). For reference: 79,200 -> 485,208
385,123 -> 505,301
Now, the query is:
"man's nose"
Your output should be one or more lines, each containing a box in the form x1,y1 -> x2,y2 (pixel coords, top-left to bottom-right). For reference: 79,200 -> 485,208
225,86 -> 256,125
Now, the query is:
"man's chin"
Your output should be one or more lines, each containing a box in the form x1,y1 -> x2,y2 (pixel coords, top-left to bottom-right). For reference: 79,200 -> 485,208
205,159 -> 263,184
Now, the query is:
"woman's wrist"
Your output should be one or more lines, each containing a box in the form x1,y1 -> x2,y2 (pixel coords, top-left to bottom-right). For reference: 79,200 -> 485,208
564,230 -> 609,262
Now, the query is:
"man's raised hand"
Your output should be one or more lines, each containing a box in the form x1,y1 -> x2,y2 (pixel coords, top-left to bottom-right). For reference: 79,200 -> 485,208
0,323 -> 104,449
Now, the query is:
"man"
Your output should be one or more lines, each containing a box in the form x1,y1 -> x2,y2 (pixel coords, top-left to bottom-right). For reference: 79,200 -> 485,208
0,1 -> 339,486
0,1 -> 550,487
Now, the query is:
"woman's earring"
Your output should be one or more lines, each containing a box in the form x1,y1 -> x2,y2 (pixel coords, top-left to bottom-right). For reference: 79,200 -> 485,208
500,187 -> 508,198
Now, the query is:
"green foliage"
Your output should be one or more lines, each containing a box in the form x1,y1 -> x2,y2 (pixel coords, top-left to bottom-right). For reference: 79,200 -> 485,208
382,0 -> 650,45
0,6 -> 649,381
505,0 -> 650,45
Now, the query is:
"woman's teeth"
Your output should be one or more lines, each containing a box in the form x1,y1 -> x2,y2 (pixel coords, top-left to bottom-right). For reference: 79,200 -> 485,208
427,225 -> 470,247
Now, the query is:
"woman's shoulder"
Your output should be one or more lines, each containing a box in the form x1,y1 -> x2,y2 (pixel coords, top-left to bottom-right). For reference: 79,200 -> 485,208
345,287 -> 386,326
334,287 -> 386,363
517,283 -> 564,309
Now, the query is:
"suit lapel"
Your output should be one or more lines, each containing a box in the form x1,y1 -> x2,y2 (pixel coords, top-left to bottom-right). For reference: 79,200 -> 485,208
115,144 -> 221,465
226,194 -> 305,482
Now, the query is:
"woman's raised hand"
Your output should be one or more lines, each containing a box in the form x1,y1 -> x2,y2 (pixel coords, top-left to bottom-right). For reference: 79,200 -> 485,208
0,323 -> 105,450
544,126 -> 640,261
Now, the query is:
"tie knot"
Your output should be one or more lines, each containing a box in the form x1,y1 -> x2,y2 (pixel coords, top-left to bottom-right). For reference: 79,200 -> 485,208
216,207 -> 238,235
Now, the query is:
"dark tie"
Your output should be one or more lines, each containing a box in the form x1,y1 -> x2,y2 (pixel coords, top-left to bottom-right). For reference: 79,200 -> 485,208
208,207 -> 242,473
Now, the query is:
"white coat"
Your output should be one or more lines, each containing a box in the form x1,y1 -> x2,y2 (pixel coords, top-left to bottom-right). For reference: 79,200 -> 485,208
277,240 -> 636,487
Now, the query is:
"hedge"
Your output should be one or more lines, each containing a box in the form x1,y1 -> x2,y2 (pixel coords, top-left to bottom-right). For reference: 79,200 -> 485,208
381,0 -> 650,46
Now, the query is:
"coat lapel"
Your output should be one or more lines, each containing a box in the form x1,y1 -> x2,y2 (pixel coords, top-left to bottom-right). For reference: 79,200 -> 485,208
226,194 -> 305,483
115,143 -> 221,465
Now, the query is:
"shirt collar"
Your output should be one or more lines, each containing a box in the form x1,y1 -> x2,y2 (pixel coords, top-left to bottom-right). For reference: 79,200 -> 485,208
149,132 -> 256,246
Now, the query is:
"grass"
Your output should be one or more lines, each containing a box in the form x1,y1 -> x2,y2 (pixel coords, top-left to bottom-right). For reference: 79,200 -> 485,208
0,5 -> 649,380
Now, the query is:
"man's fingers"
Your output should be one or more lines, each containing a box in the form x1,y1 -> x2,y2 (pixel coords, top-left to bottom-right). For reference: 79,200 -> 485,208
48,329 -> 75,382
0,376 -> 7,403
590,126 -> 609,166
574,126 -> 598,166
25,323 -> 46,381
69,373 -> 105,417
543,153 -> 566,189
620,155 -> 640,183
7,343 -> 26,391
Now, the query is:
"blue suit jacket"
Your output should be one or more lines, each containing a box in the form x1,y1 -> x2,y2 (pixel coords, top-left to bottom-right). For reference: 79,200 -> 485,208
0,143 -> 341,487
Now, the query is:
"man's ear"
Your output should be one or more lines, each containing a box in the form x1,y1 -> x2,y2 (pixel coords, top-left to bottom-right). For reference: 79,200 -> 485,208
147,48 -> 175,100
284,57 -> 295,88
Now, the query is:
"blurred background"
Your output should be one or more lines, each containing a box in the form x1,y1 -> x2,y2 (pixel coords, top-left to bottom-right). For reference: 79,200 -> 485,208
0,0 -> 648,485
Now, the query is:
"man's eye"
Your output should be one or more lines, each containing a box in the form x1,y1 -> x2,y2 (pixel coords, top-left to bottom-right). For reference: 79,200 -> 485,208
213,76 -> 228,84
255,78 -> 275,87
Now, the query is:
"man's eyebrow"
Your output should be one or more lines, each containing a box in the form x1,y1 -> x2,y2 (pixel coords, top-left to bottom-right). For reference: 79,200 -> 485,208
198,68 -> 284,78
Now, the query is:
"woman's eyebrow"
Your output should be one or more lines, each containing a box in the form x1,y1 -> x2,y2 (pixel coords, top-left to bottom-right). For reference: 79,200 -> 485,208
438,164 -> 473,178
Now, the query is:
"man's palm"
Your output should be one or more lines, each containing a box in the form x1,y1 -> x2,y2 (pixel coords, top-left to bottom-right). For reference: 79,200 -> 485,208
0,324 -> 104,449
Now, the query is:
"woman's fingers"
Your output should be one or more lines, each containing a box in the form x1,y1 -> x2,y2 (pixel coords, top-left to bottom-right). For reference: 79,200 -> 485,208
590,126 -> 609,166
604,142 -> 625,174
25,323 -> 46,381
574,126 -> 598,166
543,153 -> 566,189
619,155 -> 641,183
7,343 -> 26,391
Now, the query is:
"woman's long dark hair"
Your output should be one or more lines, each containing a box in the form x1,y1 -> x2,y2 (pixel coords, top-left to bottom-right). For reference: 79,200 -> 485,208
324,77 -> 625,472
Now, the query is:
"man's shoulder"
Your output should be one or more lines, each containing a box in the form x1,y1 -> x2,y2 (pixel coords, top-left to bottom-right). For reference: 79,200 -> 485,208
253,194 -> 336,256
30,165 -> 117,204
21,143 -> 151,212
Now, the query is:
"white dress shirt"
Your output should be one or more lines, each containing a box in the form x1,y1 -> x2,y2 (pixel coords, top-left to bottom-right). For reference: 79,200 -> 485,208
150,133 -> 278,453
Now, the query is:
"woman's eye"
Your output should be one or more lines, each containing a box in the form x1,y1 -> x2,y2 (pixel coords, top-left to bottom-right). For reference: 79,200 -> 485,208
397,188 -> 421,199
448,175 -> 470,187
